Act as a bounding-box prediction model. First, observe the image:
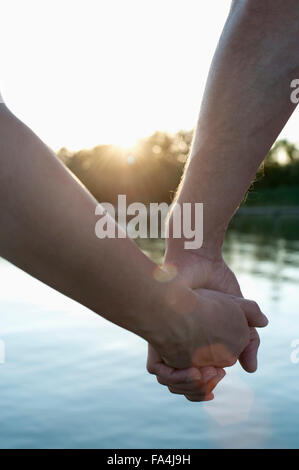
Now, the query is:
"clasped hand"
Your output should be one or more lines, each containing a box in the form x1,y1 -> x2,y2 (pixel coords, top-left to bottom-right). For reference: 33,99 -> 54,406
147,251 -> 268,402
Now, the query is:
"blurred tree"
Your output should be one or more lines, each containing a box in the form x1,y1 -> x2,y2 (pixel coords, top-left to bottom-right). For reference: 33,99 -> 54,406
56,132 -> 299,206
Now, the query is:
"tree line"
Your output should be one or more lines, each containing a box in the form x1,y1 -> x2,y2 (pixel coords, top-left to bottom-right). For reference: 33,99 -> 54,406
57,131 -> 299,206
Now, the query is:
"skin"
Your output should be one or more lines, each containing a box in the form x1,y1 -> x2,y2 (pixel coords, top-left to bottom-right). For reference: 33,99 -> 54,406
0,104 -> 267,372
147,0 -> 299,401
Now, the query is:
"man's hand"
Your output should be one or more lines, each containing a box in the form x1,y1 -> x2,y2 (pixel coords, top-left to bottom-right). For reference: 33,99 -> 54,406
153,284 -> 268,370
147,246 -> 265,401
165,250 -> 261,373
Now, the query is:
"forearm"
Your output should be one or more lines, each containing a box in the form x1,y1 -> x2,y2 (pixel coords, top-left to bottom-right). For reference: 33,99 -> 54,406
168,0 -> 299,259
0,105 -> 191,349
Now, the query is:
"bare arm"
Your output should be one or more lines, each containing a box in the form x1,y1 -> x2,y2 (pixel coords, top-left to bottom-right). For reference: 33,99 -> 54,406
0,104 -> 179,346
168,0 -> 299,257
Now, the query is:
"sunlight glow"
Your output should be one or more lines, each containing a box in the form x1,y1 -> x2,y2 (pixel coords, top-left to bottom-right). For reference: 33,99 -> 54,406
0,0 -> 298,151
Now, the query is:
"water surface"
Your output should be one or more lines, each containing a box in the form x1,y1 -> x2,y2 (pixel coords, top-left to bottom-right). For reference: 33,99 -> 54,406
0,230 -> 299,448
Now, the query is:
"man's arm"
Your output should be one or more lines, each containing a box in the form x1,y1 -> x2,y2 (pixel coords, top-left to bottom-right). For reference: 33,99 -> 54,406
169,0 -> 299,257
167,0 -> 299,370
148,0 -> 298,398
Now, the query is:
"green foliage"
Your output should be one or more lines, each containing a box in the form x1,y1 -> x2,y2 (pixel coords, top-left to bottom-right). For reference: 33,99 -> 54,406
245,186 -> 299,206
57,132 -> 299,206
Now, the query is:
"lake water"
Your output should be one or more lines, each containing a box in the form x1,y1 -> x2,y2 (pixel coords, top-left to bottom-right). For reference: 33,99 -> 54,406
0,227 -> 299,449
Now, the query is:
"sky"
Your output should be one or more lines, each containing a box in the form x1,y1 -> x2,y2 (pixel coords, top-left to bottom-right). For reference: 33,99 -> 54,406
1,0 -> 298,151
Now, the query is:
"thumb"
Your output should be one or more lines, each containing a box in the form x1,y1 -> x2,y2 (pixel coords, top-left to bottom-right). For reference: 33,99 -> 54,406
241,299 -> 268,328
239,328 -> 260,373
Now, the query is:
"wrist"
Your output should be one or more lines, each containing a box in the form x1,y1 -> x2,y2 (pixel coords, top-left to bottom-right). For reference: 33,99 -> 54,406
165,225 -> 225,265
165,203 -> 226,263
143,278 -> 197,367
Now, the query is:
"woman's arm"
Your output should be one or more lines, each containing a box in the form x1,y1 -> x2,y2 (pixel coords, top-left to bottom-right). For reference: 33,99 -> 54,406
0,104 -> 179,347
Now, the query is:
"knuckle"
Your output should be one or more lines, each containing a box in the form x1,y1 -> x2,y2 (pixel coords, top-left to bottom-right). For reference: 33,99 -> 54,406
185,372 -> 198,383
157,376 -> 167,386
146,363 -> 155,374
